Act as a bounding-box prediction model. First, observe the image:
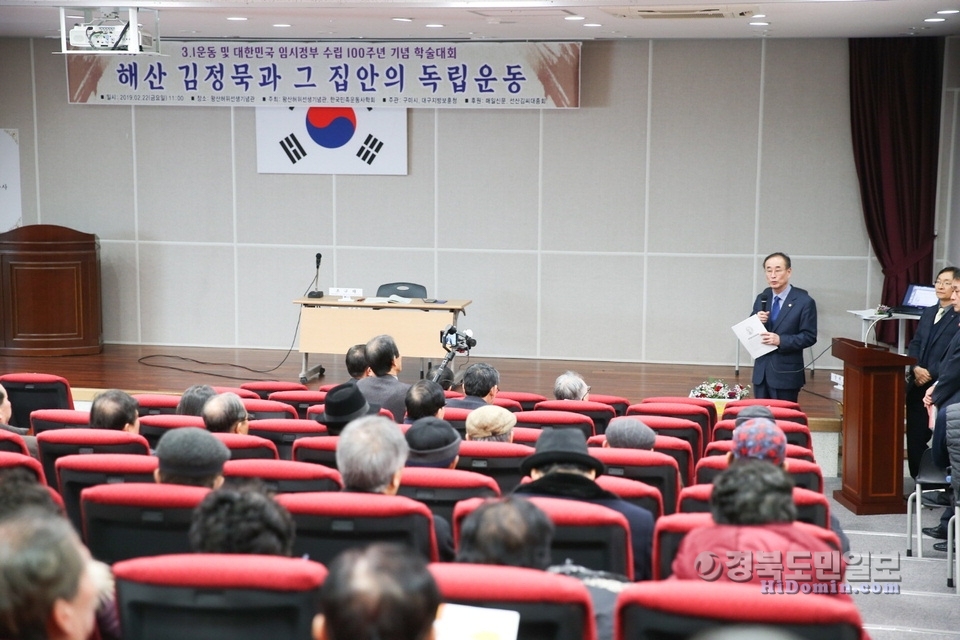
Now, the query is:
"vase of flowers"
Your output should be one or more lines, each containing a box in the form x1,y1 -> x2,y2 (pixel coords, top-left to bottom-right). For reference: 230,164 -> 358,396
689,379 -> 750,400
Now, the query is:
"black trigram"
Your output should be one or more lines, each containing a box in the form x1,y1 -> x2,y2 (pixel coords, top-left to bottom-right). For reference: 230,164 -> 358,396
280,133 -> 307,164
356,134 -> 383,165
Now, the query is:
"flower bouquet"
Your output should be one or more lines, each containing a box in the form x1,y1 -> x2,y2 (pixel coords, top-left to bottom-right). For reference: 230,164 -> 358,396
689,379 -> 750,400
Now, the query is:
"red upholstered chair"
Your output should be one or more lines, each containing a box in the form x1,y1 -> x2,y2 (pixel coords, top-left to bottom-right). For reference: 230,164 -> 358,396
677,483 -> 713,514
0,450 -> 46,483
614,581 -> 865,640
651,512 -> 714,579
318,383 -> 338,393
638,396 -> 718,430
398,467 -> 500,522
626,403 -> 710,455
721,404 -> 809,425
618,414 -> 704,464
0,430 -> 28,455
694,456 -> 824,493
496,391 -> 547,411
241,398 -> 298,421
515,410 -> 595,439
583,435 -> 693,489
454,441 -> 535,494
511,426 -> 544,445
56,453 -> 159,532
223,458 -> 341,493
212,386 -> 260,400
0,372 -> 74,430
588,394 -> 632,417
429,563 -> 597,640
694,455 -> 729,485
305,404 -> 396,425
712,418 -> 813,450
291,436 -> 339,470
442,407 -> 472,437
132,394 -> 180,416
275,491 -> 439,563
594,475 -> 664,521
491,396 -> 523,412
240,380 -> 309,399
677,484 -> 830,529
589,448 -> 682,515
267,390 -> 327,419
246,418 -> 329,460
443,390 -> 466,400
36,429 -> 150,491
138,414 -> 204,449
534,400 -> 616,435
29,409 -> 91,434
705,439 -> 816,463
81,483 -> 210,563
724,397 -> 802,412
114,553 -> 327,640
211,433 -> 279,460
454,496 -> 635,580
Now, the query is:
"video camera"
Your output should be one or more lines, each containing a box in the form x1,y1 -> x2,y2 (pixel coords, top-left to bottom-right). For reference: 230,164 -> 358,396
440,324 -> 477,353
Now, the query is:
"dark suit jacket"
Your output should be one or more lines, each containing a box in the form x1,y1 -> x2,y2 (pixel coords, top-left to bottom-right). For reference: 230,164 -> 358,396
356,375 -> 410,423
932,327 -> 960,408
908,304 -> 959,381
751,286 -> 818,391
445,395 -> 488,410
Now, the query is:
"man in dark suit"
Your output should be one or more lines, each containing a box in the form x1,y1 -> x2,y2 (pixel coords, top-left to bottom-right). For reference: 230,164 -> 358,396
750,252 -> 818,403
906,267 -> 959,478
356,334 -> 410,423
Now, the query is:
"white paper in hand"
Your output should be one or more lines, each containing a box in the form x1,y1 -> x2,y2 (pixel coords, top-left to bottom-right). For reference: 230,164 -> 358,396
732,314 -> 777,359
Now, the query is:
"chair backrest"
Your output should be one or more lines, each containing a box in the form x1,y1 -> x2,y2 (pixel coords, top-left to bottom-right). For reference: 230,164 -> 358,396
305,404 -> 396,425
534,400 -> 615,434
712,418 -> 813,449
694,455 -> 729,485
211,433 -> 279,460
704,439 -> 816,463
651,435 -> 695,488
694,456 -> 824,493
587,394 -> 631,417
615,414 -> 704,468
677,483 -> 830,529
291,436 -> 339,470
511,426 -> 543,445
138,414 -> 205,449
721,404 -> 809,425
241,398 -> 299,421
496,391 -> 548,411
651,512 -> 714,579
246,418 -> 329,460
275,491 -> 438,563
0,450 -> 45,483
626,403 -> 710,454
514,410 -> 595,439
639,396 -> 718,429
267,390 -> 327,419
132,394 -> 181,416
0,429 -> 28,455
36,428 -> 151,491
56,453 -> 159,532
442,407 -> 472,437
724,398 -> 802,411
211,386 -> 261,400
0,373 -> 74,429
223,458 -> 342,493
454,496 -> 634,580
376,282 -> 427,298
454,441 -> 534,494
114,553 -> 327,640
593,475 -> 663,521
29,409 -> 91,434
398,467 -> 500,522
615,581 -> 864,640
240,380 -> 309,399
81,483 -> 210,563
589,448 -> 681,515
490,396 -> 524,412
429,563 -> 597,640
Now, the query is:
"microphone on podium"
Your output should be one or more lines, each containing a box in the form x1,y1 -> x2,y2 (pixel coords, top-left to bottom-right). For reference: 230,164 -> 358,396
307,252 -> 324,299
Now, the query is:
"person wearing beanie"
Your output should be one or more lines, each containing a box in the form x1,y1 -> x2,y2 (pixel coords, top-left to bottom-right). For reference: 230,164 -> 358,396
154,427 -> 230,489
404,417 -> 460,469
603,417 -> 656,450
465,404 -> 516,442
512,428 -> 653,580
733,404 -> 776,427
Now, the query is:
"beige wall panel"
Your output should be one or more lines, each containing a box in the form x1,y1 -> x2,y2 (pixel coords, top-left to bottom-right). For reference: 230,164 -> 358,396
237,246 -> 319,348
99,240 -> 140,343
334,247 -> 435,299
0,39 -> 38,224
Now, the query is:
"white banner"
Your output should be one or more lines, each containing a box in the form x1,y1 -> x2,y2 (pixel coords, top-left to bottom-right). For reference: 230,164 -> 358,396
66,41 -> 580,109
256,107 -> 407,175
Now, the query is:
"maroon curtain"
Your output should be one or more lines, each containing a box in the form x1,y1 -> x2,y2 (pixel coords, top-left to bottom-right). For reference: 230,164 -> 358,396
849,38 -> 942,344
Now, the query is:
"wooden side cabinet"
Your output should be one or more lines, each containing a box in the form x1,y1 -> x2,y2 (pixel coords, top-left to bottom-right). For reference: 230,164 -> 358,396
0,225 -> 102,356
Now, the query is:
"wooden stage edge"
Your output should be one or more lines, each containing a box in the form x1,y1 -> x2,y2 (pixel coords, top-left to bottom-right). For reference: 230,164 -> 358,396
0,343 -> 844,428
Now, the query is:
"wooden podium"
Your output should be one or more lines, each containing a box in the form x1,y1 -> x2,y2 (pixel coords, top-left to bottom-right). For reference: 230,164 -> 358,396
831,337 -> 914,515
0,225 -> 102,356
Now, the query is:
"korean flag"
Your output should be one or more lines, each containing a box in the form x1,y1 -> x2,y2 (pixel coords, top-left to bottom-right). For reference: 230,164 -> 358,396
256,106 -> 407,175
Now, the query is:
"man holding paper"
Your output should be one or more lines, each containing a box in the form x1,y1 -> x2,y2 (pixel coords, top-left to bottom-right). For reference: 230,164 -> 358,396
749,252 -> 818,403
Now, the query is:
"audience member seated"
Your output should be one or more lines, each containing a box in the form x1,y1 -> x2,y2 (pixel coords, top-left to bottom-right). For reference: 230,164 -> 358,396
435,367 -> 456,391
554,371 -> 590,401
513,429 -> 653,581
313,543 -> 440,640
446,363 -> 500,410
734,404 -> 775,426
337,416 -> 454,561
345,344 -> 371,381
604,417 -> 656,450
458,496 -> 628,640
0,383 -> 37,458
465,404 -> 516,442
202,392 -> 250,434
90,389 -> 141,434
154,427 -> 231,489
405,417 -> 461,469
355,335 -> 410,423
405,379 -> 447,423
176,384 -> 217,416
316,381 -> 381,435
671,459 -> 846,593
188,483 -> 295,556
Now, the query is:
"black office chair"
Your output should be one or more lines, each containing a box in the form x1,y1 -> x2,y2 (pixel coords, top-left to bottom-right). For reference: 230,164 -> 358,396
376,282 -> 427,298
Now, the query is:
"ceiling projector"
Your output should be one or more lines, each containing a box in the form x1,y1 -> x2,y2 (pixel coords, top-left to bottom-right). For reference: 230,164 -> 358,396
69,23 -> 153,50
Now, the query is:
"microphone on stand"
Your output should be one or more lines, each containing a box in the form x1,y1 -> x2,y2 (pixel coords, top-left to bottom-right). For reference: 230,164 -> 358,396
307,253 -> 324,299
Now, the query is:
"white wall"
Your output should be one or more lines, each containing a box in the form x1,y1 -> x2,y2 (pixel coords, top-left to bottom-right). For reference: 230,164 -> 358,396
1,37 -> 902,367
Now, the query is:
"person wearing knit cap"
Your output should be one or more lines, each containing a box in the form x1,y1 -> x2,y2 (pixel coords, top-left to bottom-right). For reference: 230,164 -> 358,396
404,417 -> 461,469
465,404 -> 516,442
154,427 -> 230,489
603,417 -> 656,450
733,404 -> 776,427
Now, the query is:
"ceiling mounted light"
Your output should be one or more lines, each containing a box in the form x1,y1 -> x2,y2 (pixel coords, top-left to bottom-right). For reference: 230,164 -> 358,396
937,9 -> 960,13
565,15 -> 585,21
753,14 -> 766,18
425,23 -> 444,28
584,23 -> 602,27
925,17 -> 947,22
273,23 -> 291,27
392,17 -> 412,22
227,16 -> 247,21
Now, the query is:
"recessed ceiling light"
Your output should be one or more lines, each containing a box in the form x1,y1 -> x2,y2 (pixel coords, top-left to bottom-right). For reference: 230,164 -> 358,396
565,15 -> 585,21
227,16 -> 247,21
753,14 -> 766,18
584,23 -> 602,27
925,17 -> 947,22
425,23 -> 444,28
273,23 -> 291,27
938,9 -> 960,14
392,17 -> 412,22
749,21 -> 770,26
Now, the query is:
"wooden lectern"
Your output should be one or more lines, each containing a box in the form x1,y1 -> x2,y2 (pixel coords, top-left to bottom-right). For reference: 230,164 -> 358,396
831,337 -> 914,515
0,225 -> 102,356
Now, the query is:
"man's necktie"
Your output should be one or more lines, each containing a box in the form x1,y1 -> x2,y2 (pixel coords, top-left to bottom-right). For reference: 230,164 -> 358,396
935,306 -> 947,323
770,296 -> 782,323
